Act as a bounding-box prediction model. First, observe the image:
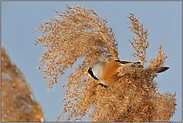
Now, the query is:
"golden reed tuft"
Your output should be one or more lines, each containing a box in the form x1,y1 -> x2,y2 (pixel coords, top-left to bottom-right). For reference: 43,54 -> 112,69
34,5 -> 176,122
1,46 -> 44,122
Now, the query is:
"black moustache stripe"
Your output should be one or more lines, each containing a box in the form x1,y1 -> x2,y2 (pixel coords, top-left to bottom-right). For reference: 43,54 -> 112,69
88,68 -> 99,81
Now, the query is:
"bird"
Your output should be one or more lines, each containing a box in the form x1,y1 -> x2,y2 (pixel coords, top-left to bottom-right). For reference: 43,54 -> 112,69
84,60 -> 169,88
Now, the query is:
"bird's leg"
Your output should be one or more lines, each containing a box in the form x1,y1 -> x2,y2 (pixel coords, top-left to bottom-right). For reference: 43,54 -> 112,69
98,83 -> 108,88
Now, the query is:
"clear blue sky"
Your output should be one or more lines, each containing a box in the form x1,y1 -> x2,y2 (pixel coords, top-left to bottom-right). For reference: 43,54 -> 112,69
1,1 -> 182,122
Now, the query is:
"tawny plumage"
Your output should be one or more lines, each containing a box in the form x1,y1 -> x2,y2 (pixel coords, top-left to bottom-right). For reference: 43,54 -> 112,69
100,61 -> 121,86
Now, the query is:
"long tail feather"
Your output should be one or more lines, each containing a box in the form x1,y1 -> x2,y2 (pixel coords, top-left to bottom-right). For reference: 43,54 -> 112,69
156,67 -> 169,73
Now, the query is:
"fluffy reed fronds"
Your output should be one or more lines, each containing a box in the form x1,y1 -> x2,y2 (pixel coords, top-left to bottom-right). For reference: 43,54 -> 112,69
34,5 -> 176,122
34,4 -> 119,91
1,46 -> 44,122
127,13 -> 149,66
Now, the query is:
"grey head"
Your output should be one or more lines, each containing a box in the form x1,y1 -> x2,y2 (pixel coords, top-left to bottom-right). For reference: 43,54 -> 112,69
87,61 -> 105,80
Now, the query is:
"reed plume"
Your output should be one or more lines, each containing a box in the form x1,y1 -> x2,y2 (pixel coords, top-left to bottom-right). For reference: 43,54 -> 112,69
1,46 -> 44,122
34,5 -> 176,122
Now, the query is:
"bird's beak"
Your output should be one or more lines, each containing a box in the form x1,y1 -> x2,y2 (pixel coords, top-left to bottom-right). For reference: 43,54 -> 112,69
84,71 -> 89,75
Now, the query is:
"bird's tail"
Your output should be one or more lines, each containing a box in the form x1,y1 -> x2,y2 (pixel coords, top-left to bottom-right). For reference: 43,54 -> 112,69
115,59 -> 169,73
155,67 -> 169,73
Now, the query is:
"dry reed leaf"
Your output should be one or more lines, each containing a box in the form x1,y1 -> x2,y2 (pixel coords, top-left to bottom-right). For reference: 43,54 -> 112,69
34,5 -> 176,122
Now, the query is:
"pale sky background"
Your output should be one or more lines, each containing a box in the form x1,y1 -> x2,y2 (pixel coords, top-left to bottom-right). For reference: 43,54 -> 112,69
1,1 -> 182,122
